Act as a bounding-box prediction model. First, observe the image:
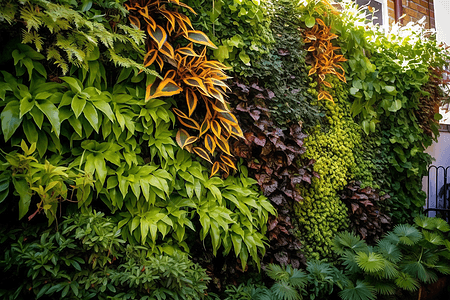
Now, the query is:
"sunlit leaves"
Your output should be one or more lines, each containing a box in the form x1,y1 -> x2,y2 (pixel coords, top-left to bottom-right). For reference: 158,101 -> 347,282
126,0 -> 242,176
304,17 -> 347,102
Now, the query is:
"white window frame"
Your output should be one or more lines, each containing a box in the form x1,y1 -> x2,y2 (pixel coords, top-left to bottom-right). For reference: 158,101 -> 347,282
356,0 -> 388,31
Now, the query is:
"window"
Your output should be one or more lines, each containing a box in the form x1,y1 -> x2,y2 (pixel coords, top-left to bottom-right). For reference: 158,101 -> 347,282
355,0 -> 388,28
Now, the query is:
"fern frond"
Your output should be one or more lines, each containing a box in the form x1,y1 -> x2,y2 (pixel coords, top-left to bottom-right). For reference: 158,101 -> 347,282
366,278 -> 397,295
0,1 -> 17,24
288,268 -> 308,289
266,264 -> 290,282
393,224 -> 422,246
394,272 -> 420,292
340,250 -> 361,274
270,282 -> 301,300
47,47 -> 68,74
20,4 -> 43,32
338,280 -> 376,300
22,30 -> 44,52
333,231 -> 369,255
376,240 -> 402,263
108,49 -> 160,77
355,252 -> 385,274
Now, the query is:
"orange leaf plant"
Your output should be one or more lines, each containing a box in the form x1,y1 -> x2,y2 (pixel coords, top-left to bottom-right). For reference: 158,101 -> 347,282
303,18 -> 347,101
126,0 -> 243,176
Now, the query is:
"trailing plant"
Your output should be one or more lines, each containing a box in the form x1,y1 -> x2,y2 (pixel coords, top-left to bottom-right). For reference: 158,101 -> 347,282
125,0 -> 243,175
303,17 -> 347,102
0,210 -> 210,300
340,181 -> 392,245
333,215 -> 450,298
295,79 -> 355,260
0,0 -> 151,75
242,0 -> 323,128
264,260 -> 348,300
332,0 -> 450,223
184,0 -> 274,76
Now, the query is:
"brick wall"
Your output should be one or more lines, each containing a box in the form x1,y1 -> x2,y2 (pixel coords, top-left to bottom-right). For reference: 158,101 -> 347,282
387,0 -> 435,28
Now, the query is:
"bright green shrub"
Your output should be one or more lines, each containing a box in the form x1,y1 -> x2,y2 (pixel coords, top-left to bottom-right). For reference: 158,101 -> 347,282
184,0 -> 274,76
295,80 -> 357,260
334,215 -> 450,298
0,210 -> 210,300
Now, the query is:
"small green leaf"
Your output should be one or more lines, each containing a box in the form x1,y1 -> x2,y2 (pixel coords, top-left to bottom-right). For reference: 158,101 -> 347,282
238,51 -> 251,66
13,178 -> 31,219
1,101 -> 22,141
305,16 -> 316,28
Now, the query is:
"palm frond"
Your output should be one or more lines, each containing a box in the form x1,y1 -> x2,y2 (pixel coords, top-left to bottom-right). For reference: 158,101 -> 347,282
341,250 -> 361,274
333,231 -> 369,255
355,252 -> 385,274
394,272 -> 421,292
393,224 -> 422,246
366,278 -> 397,296
266,264 -> 290,282
338,280 -> 376,300
270,282 -> 301,300
376,240 -> 402,263
402,261 -> 438,284
288,268 -> 308,289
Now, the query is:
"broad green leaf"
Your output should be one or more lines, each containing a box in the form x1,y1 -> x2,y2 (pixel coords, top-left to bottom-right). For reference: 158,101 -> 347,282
60,77 -> 83,93
238,51 -> 251,66
72,95 -> 86,118
83,102 -> 99,132
305,15 -> 315,28
19,97 -> 35,118
92,100 -> 114,121
94,154 -> 107,185
1,101 -> 22,141
13,178 -> 31,219
36,100 -> 61,136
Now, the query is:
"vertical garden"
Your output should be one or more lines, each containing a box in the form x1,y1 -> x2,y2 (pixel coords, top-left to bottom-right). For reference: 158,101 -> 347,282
1,0 -> 450,299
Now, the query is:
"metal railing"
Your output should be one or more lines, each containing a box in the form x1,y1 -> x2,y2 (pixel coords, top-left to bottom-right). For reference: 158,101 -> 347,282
425,165 -> 450,222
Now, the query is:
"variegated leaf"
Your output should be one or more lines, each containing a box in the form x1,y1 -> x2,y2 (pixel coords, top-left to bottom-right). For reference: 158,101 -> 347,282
205,134 -> 216,154
211,120 -> 221,138
220,154 -> 237,170
147,24 -> 167,49
214,135 -> 230,155
173,108 -> 200,130
210,161 -> 220,178
176,129 -> 198,149
184,30 -> 217,49
193,147 -> 212,163
199,118 -> 210,137
186,88 -> 198,117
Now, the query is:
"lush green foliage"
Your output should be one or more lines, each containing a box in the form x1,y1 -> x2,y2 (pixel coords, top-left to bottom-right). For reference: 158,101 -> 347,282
184,0 -> 274,76
295,80 -> 356,260
0,210 -> 210,300
333,215 -> 450,298
332,0 -> 450,223
340,181 -> 392,245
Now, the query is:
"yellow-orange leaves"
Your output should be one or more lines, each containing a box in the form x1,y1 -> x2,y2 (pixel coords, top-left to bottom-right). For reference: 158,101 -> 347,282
126,0 -> 240,176
304,18 -> 347,102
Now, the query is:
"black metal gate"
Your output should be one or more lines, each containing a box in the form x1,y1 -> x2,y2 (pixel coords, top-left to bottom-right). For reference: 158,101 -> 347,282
425,165 -> 450,222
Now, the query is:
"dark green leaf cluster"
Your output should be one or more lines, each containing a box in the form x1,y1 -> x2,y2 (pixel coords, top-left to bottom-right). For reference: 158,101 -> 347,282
0,210 -> 210,300
0,0 -> 151,75
333,215 -> 450,299
184,0 -> 274,76
295,80 -> 357,260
